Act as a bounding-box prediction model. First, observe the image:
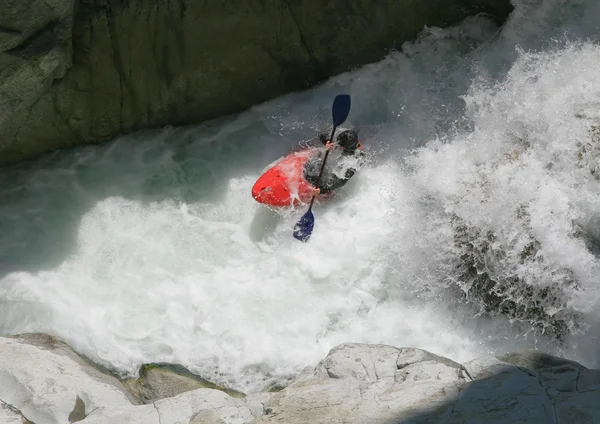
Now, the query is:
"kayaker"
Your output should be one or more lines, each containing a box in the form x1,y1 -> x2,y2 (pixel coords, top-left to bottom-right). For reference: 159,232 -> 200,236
304,129 -> 365,197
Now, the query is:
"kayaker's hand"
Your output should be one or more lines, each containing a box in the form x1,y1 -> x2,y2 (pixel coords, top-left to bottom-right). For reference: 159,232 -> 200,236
312,187 -> 321,196
325,141 -> 335,151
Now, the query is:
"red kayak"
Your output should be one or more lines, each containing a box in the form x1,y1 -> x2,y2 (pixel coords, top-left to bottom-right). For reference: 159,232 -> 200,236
252,148 -> 328,207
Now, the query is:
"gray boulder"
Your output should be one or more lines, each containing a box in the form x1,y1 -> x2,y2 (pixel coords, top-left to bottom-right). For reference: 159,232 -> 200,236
1,335 -> 600,424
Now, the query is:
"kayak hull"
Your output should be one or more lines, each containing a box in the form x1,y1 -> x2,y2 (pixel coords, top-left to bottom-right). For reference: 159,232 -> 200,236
252,149 -> 321,207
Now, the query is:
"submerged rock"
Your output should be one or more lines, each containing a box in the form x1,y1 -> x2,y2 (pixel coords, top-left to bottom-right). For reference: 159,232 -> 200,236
0,0 -> 513,165
452,211 -> 584,341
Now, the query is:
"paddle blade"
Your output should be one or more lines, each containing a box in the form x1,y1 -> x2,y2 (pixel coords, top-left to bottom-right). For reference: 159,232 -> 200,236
332,94 -> 351,127
292,95 -> 350,242
293,210 -> 315,242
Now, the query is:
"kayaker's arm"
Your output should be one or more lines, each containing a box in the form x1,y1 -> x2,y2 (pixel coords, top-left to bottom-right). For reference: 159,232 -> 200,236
305,147 -> 362,195
315,168 -> 356,194
318,149 -> 366,194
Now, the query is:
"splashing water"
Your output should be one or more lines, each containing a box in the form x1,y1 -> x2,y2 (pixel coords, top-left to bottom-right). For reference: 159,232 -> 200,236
2,0 -> 600,393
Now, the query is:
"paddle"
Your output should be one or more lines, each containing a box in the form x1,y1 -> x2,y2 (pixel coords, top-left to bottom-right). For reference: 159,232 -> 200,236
293,94 -> 351,242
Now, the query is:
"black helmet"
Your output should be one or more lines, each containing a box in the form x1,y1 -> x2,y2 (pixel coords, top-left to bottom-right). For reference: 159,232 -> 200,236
336,129 -> 360,152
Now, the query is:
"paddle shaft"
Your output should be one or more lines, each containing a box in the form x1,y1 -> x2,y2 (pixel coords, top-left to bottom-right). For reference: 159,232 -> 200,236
307,126 -> 339,209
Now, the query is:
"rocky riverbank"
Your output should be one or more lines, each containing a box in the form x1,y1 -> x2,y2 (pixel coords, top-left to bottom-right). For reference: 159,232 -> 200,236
0,333 -> 598,423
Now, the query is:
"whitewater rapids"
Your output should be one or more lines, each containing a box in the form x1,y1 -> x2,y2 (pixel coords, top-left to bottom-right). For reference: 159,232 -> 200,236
1,0 -> 600,393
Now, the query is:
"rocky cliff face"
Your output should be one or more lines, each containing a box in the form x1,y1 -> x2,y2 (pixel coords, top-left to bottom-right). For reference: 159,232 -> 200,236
0,0 -> 512,165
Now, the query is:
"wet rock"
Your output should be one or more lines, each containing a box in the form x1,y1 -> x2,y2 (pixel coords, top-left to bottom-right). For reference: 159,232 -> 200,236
123,362 -> 245,403
1,335 -> 600,424
0,0 -> 514,165
452,212 -> 583,341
